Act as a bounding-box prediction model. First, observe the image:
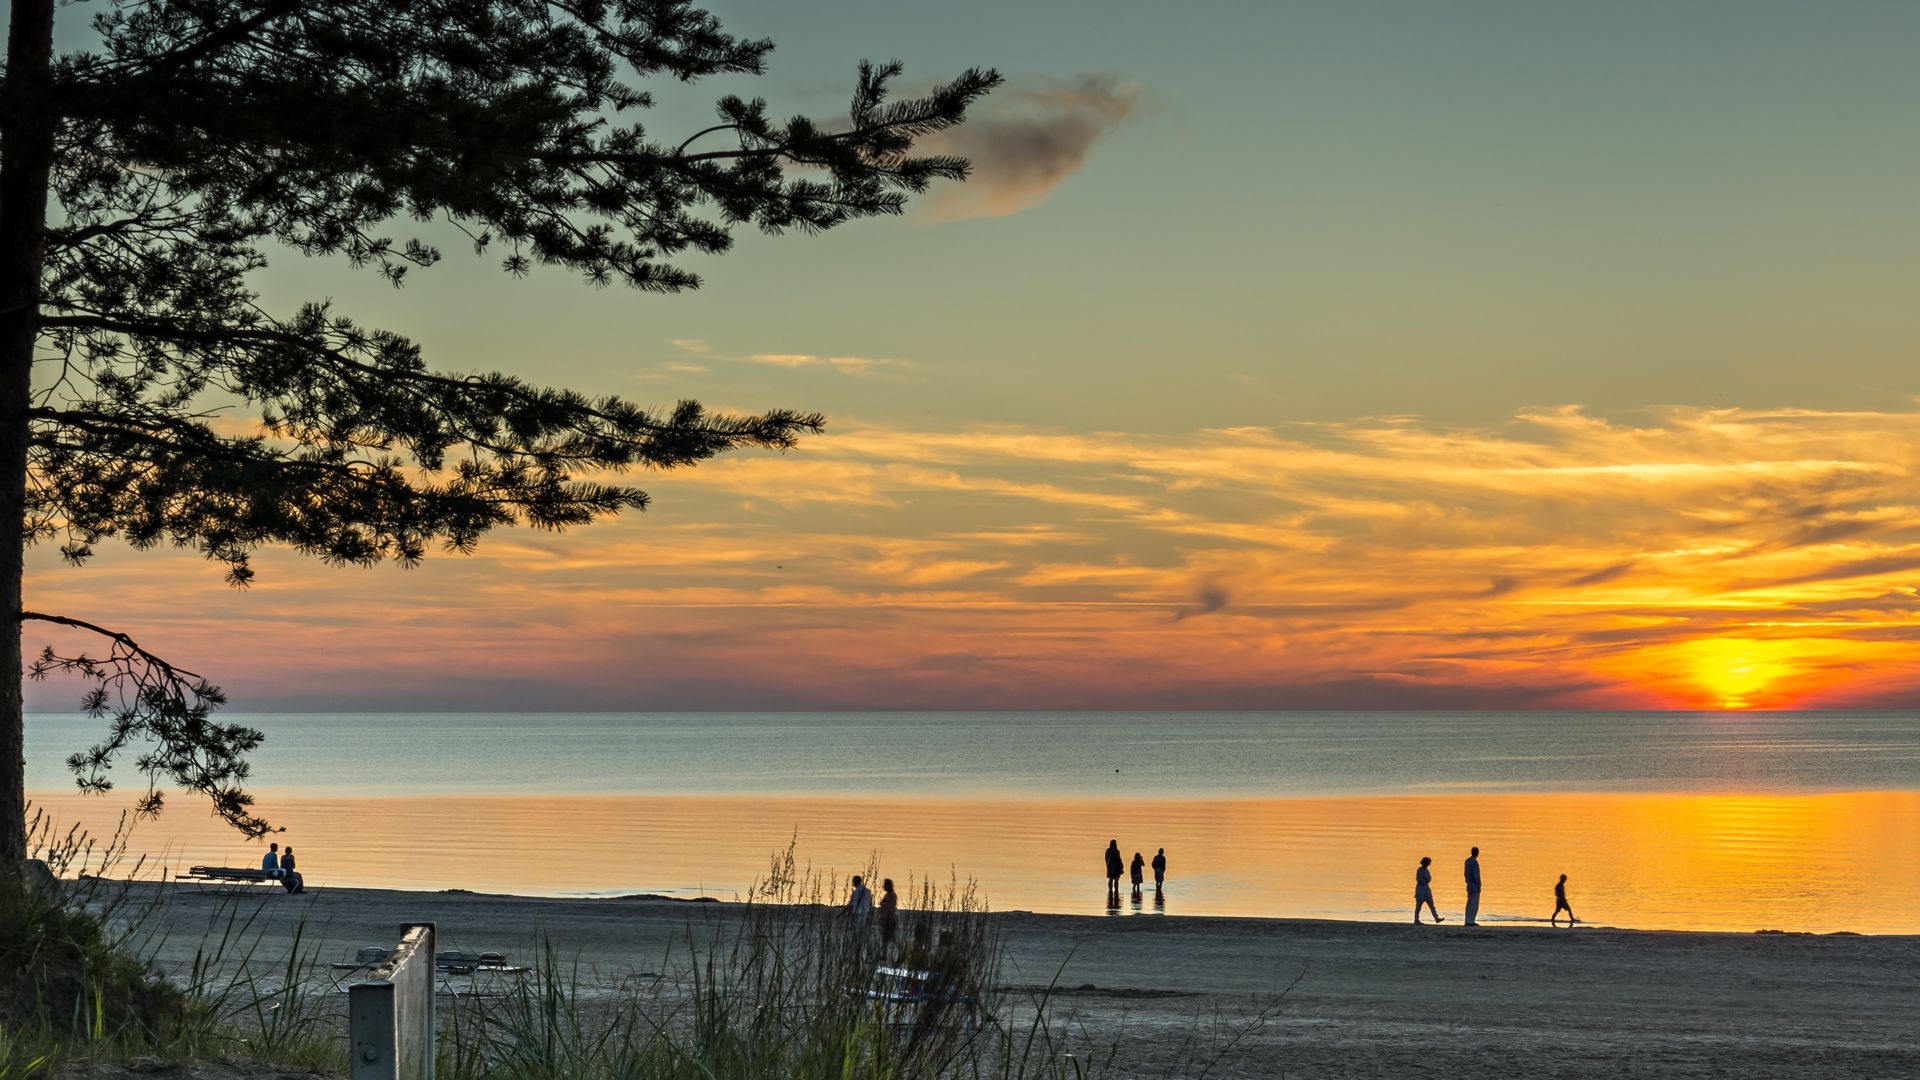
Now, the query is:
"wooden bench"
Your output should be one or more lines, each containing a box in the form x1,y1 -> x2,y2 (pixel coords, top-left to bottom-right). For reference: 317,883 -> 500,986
183,865 -> 282,892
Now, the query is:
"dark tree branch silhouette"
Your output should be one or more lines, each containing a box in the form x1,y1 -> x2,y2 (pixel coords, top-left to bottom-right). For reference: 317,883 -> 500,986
0,0 -> 1000,868
22,610 -> 266,838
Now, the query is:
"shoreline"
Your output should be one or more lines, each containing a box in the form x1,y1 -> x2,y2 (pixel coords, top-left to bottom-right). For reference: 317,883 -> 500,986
213,879 -> 1919,938
99,879 -> 1920,1078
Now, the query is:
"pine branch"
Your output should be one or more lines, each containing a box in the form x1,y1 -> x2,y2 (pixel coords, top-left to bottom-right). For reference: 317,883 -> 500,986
21,611 -> 272,838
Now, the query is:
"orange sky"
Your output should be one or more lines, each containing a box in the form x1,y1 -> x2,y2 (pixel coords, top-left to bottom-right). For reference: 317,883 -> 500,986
27,3 -> 1920,713
26,404 -> 1920,711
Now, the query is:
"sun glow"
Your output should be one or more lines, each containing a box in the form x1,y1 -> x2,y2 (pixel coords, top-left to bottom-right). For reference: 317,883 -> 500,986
1615,635 -> 1903,711
1679,638 -> 1798,709
29,406 -> 1920,711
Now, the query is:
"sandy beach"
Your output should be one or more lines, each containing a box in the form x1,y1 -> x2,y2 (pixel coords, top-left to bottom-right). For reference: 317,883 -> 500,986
103,881 -> 1920,1079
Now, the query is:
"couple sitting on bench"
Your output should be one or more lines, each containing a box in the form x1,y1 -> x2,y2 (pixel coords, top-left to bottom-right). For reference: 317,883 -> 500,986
262,842 -> 305,894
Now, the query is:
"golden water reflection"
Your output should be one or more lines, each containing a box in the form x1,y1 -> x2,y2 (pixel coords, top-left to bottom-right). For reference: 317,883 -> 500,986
30,789 -> 1920,933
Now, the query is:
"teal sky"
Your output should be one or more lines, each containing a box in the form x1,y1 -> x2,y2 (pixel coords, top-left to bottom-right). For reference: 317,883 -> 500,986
245,0 -> 1920,432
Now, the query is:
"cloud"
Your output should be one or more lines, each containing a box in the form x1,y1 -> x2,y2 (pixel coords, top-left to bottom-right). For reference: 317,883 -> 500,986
1758,553 -> 1920,589
37,404 -> 1920,711
1481,577 -> 1521,597
1172,583 -> 1230,622
827,356 -> 905,374
742,354 -> 907,376
1567,561 -> 1637,587
923,75 -> 1140,221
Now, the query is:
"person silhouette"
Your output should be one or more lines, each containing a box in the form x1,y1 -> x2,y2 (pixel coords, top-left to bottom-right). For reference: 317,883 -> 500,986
904,921 -> 933,969
1463,847 -> 1483,927
1414,856 -> 1442,924
1151,848 -> 1167,894
279,845 -> 305,894
1129,851 -> 1145,900
847,875 -> 873,920
878,878 -> 899,944
1551,873 -> 1576,926
1104,840 -> 1123,905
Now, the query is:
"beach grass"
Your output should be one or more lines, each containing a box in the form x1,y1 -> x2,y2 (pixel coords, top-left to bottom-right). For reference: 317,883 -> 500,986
7,819 -> 1282,1078
436,844 -> 1107,1079
1,808 -> 341,1077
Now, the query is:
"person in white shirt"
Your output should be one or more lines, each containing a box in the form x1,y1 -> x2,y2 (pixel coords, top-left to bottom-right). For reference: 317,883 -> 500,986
847,875 -> 873,919
262,843 -> 281,877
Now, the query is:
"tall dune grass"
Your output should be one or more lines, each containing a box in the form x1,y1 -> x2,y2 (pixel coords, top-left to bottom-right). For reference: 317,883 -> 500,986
9,820 -> 1288,1078
440,844 -> 1030,1078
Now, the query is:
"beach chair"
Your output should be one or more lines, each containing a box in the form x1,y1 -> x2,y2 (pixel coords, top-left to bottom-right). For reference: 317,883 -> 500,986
862,966 -> 936,1005
857,966 -> 985,1031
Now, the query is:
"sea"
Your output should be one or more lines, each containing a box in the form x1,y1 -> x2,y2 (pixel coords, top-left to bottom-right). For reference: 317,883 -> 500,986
24,711 -> 1920,933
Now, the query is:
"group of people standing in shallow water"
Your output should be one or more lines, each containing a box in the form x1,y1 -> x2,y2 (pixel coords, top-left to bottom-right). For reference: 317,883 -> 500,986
1084,842 -> 1580,925
1415,846 -> 1577,926
1103,840 -> 1167,906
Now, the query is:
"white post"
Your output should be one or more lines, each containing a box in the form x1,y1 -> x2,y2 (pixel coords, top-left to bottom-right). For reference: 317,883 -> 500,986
350,922 -> 436,1080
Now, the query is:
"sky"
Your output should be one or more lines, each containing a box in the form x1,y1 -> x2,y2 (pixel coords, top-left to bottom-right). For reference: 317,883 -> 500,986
25,0 -> 1920,711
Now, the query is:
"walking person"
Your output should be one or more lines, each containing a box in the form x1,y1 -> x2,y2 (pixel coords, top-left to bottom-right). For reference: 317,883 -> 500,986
1129,851 -> 1145,900
1151,848 -> 1167,895
1551,873 -> 1576,926
1463,847 -> 1483,926
1414,856 -> 1443,924
1104,840 -> 1123,906
878,878 -> 899,945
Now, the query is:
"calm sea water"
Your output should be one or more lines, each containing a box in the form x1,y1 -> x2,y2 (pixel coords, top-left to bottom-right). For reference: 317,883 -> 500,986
26,710 -> 1920,797
24,711 -> 1920,932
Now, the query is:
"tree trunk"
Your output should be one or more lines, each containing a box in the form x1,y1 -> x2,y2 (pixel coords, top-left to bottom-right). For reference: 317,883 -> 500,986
0,0 -> 57,871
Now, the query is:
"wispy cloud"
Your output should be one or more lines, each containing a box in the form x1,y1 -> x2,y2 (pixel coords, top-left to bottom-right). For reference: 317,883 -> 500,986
32,405 -> 1920,711
923,75 -> 1140,221
743,354 -> 908,376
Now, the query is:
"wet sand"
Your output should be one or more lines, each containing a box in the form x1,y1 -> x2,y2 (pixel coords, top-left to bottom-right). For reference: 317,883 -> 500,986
105,881 -> 1920,1078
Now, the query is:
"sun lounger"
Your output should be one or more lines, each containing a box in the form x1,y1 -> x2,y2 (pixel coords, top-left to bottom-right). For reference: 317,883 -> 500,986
862,965 -> 940,1005
858,966 -> 987,1030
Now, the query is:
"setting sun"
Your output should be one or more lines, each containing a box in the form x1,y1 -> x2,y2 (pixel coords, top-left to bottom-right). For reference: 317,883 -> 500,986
1608,635 -> 1914,712
1679,638 -> 1800,709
